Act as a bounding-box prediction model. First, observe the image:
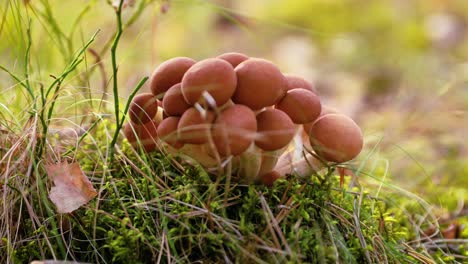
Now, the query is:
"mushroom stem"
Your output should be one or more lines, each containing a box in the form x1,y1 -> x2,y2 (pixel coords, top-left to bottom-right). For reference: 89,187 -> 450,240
165,143 -> 218,169
154,106 -> 164,123
237,144 -> 262,182
274,152 -> 323,177
257,148 -> 284,178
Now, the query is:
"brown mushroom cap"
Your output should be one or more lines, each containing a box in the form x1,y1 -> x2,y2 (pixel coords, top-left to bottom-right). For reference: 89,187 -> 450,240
303,105 -> 339,135
217,52 -> 249,68
284,74 -> 316,93
129,93 -> 159,125
150,57 -> 196,97
157,116 -> 184,148
308,114 -> 363,163
275,88 -> 322,124
212,104 -> 257,156
232,58 -> 287,110
255,109 -> 295,151
123,120 -> 159,152
181,58 -> 237,106
162,83 -> 191,116
177,107 -> 215,144
260,170 -> 281,187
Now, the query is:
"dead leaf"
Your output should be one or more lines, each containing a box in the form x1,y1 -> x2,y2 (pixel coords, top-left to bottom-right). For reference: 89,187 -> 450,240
45,162 -> 97,213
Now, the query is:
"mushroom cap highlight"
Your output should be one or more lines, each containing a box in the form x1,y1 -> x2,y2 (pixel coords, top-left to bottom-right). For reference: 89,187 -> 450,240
232,58 -> 287,110
129,93 -> 159,125
275,88 -> 322,124
255,109 -> 295,151
162,83 -> 191,116
177,107 -> 215,144
212,104 -> 257,156
217,52 -> 249,68
308,114 -> 363,163
150,57 -> 196,97
181,58 -> 237,106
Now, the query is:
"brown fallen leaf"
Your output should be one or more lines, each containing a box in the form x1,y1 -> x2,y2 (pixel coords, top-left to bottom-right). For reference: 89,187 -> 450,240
45,162 -> 97,213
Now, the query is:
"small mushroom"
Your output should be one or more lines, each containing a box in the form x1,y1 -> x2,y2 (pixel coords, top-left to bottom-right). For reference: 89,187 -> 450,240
284,74 -> 316,93
129,93 -> 159,125
157,116 -> 184,148
123,120 -> 160,152
181,58 -> 237,106
177,107 -> 215,144
255,109 -> 295,151
232,58 -> 287,110
275,88 -> 322,124
217,52 -> 249,67
303,105 -> 339,135
308,114 -> 363,163
162,83 -> 191,116
259,170 -> 282,187
150,57 -> 196,98
212,104 -> 257,156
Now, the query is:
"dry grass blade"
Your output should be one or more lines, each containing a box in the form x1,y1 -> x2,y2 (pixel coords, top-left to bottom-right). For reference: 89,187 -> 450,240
258,192 -> 293,258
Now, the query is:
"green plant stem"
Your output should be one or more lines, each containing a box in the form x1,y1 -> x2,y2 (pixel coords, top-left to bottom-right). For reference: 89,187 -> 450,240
24,20 -> 33,101
109,76 -> 148,160
108,0 -> 148,163
0,65 -> 34,100
79,0 -> 150,88
110,0 -> 124,129
34,31 -> 97,158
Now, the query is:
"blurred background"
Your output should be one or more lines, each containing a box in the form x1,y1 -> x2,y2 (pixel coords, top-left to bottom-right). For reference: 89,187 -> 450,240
0,0 -> 467,219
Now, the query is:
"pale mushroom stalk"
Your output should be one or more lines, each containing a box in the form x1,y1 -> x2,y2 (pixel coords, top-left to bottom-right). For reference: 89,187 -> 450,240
274,152 -> 323,177
237,144 -> 263,182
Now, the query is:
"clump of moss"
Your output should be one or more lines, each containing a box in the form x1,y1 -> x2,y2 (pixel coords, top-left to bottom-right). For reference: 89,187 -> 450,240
5,122 -> 449,263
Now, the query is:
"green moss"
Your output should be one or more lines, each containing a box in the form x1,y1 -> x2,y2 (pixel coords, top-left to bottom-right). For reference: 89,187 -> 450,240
5,123 -> 452,263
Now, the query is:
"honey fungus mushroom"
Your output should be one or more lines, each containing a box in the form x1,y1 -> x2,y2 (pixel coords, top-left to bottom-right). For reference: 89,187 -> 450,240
308,114 -> 363,163
123,120 -> 160,152
128,53 -> 367,186
303,105 -> 339,135
162,83 -> 191,116
150,57 -> 196,98
128,93 -> 159,125
232,58 -> 287,110
157,116 -> 184,149
181,58 -> 237,106
212,104 -> 257,156
259,170 -> 282,187
255,109 -> 295,151
177,107 -> 215,144
275,88 -> 322,124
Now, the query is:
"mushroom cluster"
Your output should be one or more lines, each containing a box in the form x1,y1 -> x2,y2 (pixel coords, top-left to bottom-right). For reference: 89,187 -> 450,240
123,53 -> 364,185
